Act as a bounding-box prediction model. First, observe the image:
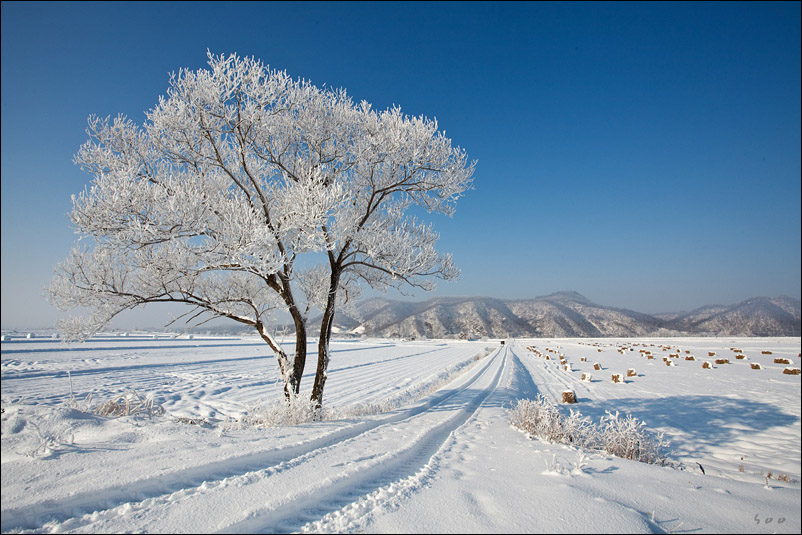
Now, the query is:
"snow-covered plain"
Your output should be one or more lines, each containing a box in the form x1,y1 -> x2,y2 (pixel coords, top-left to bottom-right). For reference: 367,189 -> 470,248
2,334 -> 800,533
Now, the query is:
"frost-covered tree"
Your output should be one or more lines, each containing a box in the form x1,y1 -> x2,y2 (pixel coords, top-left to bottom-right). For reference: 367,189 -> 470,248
49,51 -> 474,408
48,52 -> 351,399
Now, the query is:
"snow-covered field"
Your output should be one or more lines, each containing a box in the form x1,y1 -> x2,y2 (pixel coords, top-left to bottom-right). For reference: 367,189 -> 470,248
2,334 -> 800,533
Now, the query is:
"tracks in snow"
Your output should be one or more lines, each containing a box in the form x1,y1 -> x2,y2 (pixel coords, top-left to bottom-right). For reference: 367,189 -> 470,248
4,346 -> 508,534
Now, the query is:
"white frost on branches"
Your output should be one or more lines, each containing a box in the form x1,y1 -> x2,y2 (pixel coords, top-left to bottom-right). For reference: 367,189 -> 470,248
49,51 -> 474,401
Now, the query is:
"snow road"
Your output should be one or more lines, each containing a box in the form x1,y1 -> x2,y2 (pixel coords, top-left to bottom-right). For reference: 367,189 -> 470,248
2,336 -> 800,533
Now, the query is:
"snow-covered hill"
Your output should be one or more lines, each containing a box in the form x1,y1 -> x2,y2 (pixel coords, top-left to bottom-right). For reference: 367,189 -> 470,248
333,292 -> 800,339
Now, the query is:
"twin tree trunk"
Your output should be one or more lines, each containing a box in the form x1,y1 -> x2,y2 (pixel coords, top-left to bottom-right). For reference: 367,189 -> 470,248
262,269 -> 340,408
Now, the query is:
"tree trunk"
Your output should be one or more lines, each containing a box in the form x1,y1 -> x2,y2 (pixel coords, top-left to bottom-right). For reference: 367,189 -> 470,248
289,306 -> 307,396
256,316 -> 307,401
311,269 -> 340,408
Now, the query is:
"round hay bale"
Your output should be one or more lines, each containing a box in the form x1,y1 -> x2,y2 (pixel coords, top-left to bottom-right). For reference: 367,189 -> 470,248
581,372 -> 592,382
611,373 -> 623,383
627,368 -> 637,377
702,361 -> 712,369
783,367 -> 801,375
750,363 -> 762,370
561,390 -> 577,404
593,363 -> 601,370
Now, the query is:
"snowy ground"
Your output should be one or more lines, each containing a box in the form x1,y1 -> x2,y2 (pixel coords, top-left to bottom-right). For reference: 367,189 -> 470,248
1,334 -> 800,533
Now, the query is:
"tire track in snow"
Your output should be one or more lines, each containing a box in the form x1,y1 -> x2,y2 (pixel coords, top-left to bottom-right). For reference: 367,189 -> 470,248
223,346 -> 509,534
1,347 -> 502,534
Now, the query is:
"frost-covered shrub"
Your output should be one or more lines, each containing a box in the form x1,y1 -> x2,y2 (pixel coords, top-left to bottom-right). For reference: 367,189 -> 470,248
508,395 -> 594,446
598,411 -> 670,464
93,391 -> 164,418
242,395 -> 327,427
509,397 -> 672,466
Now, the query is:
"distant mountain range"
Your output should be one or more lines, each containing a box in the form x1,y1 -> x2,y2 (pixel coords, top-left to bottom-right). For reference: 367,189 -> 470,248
324,292 -> 801,339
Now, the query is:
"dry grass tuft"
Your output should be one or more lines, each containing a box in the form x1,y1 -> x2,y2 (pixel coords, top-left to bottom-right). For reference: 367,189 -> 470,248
93,391 -> 164,418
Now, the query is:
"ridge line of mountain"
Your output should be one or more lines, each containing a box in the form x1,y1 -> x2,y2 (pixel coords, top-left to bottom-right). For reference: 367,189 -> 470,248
329,292 -> 801,338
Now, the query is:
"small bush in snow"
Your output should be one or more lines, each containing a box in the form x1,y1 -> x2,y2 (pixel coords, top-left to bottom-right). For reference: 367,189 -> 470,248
93,391 -> 164,418
242,395 -> 327,427
598,411 -> 670,464
509,396 -> 672,466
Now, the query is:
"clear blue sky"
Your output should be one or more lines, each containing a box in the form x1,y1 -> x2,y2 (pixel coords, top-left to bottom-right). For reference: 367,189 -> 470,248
2,1 -> 800,329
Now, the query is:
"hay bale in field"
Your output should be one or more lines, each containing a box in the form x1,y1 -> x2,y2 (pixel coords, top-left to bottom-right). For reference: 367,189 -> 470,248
581,373 -> 592,382
735,355 -> 746,360
702,362 -> 712,369
593,363 -> 601,370
627,368 -> 637,377
611,373 -> 623,383
647,355 -> 654,360
774,358 -> 791,365
750,363 -> 762,370
708,351 -> 716,357
762,350 -> 773,355
783,367 -> 801,375
665,360 -> 675,366
685,355 -> 696,361
580,357 -> 587,362
715,358 -> 730,365
561,390 -> 577,403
